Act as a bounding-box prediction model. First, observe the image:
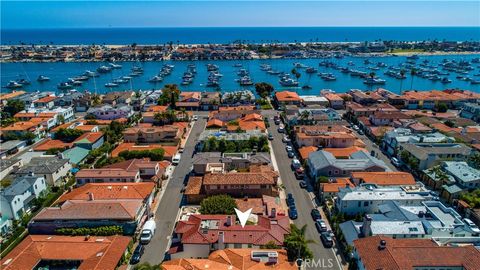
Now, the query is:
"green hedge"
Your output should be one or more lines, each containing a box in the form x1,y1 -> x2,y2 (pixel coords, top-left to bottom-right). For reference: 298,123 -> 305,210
55,226 -> 123,236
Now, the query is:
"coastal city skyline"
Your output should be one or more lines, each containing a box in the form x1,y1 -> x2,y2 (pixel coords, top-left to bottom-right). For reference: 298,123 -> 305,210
1,1 -> 480,270
2,1 -> 480,29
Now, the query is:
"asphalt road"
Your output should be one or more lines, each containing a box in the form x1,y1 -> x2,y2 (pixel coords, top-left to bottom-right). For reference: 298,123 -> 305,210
140,117 -> 206,265
351,130 -> 398,172
263,112 -> 344,270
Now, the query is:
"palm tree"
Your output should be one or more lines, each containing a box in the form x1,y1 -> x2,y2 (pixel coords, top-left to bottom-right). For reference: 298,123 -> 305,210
91,94 -> 101,106
299,110 -> 310,124
284,224 -> 315,261
410,68 -> 417,90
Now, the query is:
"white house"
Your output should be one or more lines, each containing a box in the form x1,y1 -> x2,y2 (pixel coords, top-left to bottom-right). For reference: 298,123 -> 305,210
15,156 -> 71,186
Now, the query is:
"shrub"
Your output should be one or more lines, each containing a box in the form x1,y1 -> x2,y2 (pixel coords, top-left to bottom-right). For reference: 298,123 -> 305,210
199,195 -> 237,215
119,148 -> 165,161
55,226 -> 123,236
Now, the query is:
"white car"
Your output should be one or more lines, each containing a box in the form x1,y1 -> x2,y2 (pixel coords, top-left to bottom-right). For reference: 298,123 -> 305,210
192,115 -> 198,121
282,136 -> 291,143
286,145 -> 293,152
391,157 -> 402,167
172,153 -> 181,165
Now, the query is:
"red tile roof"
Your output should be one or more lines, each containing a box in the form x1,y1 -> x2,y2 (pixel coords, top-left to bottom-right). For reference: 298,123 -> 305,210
351,172 -> 416,186
202,166 -> 278,186
298,146 -> 318,160
33,139 -> 73,151
73,132 -> 104,144
57,182 -> 155,203
76,168 -> 139,179
33,96 -> 56,103
275,91 -> 301,102
0,235 -> 130,270
323,146 -> 367,158
354,236 -> 480,270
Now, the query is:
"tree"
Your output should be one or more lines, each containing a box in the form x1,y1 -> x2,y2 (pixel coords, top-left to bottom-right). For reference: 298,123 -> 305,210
444,120 -> 455,128
57,114 -> 65,125
119,148 -> 165,161
157,84 -> 180,106
435,103 -> 448,113
410,68 -> 417,90
254,82 -> 274,98
261,241 -> 281,249
460,189 -> 480,208
133,263 -> 161,270
399,69 -> 406,92
199,195 -> 237,215
3,99 -> 25,117
55,128 -> 84,142
469,153 -> 480,169
284,224 -> 314,261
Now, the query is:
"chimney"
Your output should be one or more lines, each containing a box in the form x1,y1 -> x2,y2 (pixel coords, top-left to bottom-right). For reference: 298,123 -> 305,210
361,215 -> 372,237
378,239 -> 387,250
218,231 -> 225,250
29,171 -> 34,177
226,216 -> 232,226
88,192 -> 94,201
271,208 -> 277,218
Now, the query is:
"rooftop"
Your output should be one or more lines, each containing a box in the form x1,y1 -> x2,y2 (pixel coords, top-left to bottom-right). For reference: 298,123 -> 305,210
442,161 -> 480,183
351,172 -> 416,186
401,143 -> 471,159
57,182 -> 155,203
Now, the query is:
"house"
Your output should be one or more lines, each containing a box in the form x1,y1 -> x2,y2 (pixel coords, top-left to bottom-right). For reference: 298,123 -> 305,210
111,142 -> 178,160
192,152 -> 271,175
0,90 -> 25,107
369,111 -> 412,126
235,195 -> 286,217
123,125 -> 182,144
350,172 -> 416,186
142,105 -> 168,123
294,125 -> 358,148
103,91 -> 134,105
399,143 -> 472,170
396,90 -> 480,110
352,236 -> 480,270
299,95 -> 329,106
15,156 -> 71,186
298,146 -> 319,161
0,140 -> 27,159
176,91 -> 201,110
170,214 -> 290,259
209,106 -> 259,122
28,198 -> 145,235
346,102 -> 399,118
86,105 -> 133,120
323,92 -> 345,109
382,128 -> 452,157
286,107 -> 342,125
57,182 -> 156,206
33,95 -> 56,109
54,90 -> 84,107
335,186 -> 427,215
72,132 -> 104,150
323,146 -> 367,159
0,235 -> 131,270
460,103 -> 480,122
308,150 -> 389,179
320,178 -> 354,201
340,200 -> 480,246
2,121 -> 45,140
439,161 -> 480,203
184,165 -> 279,203
221,90 -> 255,106
75,158 -> 167,186
200,91 -> 221,110
163,249 -> 296,270
0,158 -> 22,180
274,91 -> 302,106
349,89 -> 385,105
0,173 -> 47,221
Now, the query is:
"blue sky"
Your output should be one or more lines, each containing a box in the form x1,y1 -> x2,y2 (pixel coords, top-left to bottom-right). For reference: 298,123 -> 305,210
2,1 -> 479,29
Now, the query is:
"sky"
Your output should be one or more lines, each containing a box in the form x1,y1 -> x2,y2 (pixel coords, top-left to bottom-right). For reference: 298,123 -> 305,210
1,1 -> 479,29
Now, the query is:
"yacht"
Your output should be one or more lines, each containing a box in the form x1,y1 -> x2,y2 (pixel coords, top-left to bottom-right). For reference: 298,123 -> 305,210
323,74 -> 337,81
233,63 -> 243,68
16,78 -> 31,85
57,82 -> 74,90
97,66 -> 112,73
113,78 -> 129,84
148,76 -> 163,83
131,66 -> 144,73
267,70 -> 281,75
122,76 -> 132,80
441,77 -> 452,84
207,80 -> 220,87
206,64 -> 219,71
301,85 -> 312,90
71,75 -> 89,81
293,62 -> 307,68
181,78 -> 193,85
84,70 -> 98,77
4,81 -> 23,89
406,54 -> 419,60
37,75 -> 50,82
306,67 -> 318,74
105,82 -> 119,88
237,69 -> 249,77
279,77 -> 299,87
109,63 -> 123,69
363,77 -> 386,85
471,80 -> 480,85
239,76 -> 254,86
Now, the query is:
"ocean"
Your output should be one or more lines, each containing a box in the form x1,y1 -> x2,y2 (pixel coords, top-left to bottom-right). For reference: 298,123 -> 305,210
1,27 -> 480,45
2,54 -> 480,95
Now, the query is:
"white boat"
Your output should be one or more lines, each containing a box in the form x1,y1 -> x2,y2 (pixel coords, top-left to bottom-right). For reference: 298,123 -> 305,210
97,66 -> 112,73
363,77 -> 386,85
148,76 -> 163,83
105,82 -> 119,88
57,82 -> 74,90
239,76 -> 254,86
109,63 -> 123,69
279,77 -> 299,87
4,81 -> 23,89
37,75 -> 50,82
84,70 -> 98,77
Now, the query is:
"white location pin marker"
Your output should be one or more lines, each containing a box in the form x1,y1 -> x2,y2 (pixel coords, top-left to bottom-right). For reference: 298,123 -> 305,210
234,208 -> 252,228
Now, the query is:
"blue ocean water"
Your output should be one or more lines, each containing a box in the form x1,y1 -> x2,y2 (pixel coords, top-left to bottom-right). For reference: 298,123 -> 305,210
2,54 -> 480,95
1,27 -> 480,45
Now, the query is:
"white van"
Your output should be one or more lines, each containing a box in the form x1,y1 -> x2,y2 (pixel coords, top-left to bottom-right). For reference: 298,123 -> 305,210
172,153 -> 181,165
140,219 -> 156,244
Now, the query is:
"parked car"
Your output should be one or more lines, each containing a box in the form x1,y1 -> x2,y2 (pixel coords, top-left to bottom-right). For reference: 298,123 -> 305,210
291,159 -> 301,170
353,125 -> 359,130
287,151 -> 295,158
268,133 -> 274,140
278,125 -> 285,133
140,219 -> 156,244
287,193 -> 295,206
286,145 -> 293,152
299,181 -> 307,189
130,244 -> 145,265
192,115 -> 198,121
320,232 -> 334,248
391,157 -> 402,167
282,135 -> 291,143
172,153 -> 181,165
294,168 -> 305,179
274,119 -> 281,125
311,209 -> 321,221
358,129 -> 364,135
288,206 -> 298,220
315,219 -> 328,233
370,150 -> 375,157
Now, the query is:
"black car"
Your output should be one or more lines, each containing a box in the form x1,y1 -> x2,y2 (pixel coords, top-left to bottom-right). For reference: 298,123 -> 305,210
287,193 -> 295,206
287,151 -> 295,158
294,169 -> 305,180
268,134 -> 274,140
320,232 -> 334,248
311,209 -> 321,221
288,206 -> 298,220
130,244 -> 145,265
299,181 -> 307,189
315,219 -> 328,233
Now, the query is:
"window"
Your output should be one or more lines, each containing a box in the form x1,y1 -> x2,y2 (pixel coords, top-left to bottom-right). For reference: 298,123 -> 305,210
363,201 -> 369,207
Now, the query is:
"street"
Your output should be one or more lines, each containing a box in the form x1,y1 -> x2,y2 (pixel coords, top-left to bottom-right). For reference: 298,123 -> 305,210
351,130 -> 398,172
140,117 -> 206,264
263,111 -> 345,270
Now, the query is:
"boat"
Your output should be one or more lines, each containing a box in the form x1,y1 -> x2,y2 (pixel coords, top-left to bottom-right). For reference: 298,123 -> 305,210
206,64 -> 219,71
406,54 -> 419,60
267,70 -> 282,75
237,69 -> 249,77
97,66 -> 112,73
57,82 -> 74,90
363,77 -> 386,85
207,80 -> 220,87
293,62 -> 307,68
37,75 -> 50,82
122,76 -> 132,80
4,81 -> 23,89
71,75 -> 89,81
109,63 -> 122,69
279,77 -> 299,87
302,85 -> 312,90
83,70 -> 98,77
105,82 -> 119,88
347,61 -> 355,66
441,77 -> 452,84
323,75 -> 337,81
113,78 -> 128,84
148,76 -> 163,83
305,67 -> 318,74
239,76 -> 254,86
471,80 -> 480,84
131,66 -> 144,74
350,70 -> 367,77
233,63 -> 243,68
16,78 -> 30,85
